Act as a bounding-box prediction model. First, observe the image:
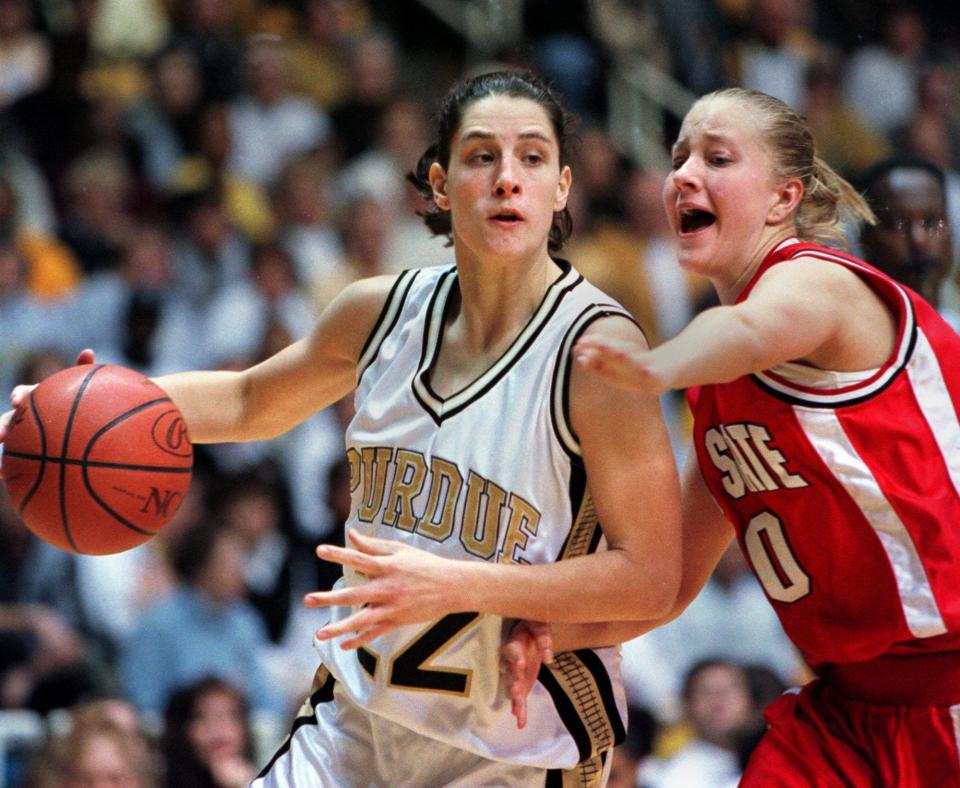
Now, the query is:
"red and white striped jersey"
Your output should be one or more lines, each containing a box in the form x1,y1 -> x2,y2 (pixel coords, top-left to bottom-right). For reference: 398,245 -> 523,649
689,239 -> 960,671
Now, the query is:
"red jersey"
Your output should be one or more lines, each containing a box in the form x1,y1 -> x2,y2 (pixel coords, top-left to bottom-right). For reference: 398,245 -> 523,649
688,239 -> 960,674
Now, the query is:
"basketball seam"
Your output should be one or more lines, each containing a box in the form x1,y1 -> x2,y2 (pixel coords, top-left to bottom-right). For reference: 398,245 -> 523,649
80,396 -> 191,539
16,394 -> 48,515
59,365 -> 103,552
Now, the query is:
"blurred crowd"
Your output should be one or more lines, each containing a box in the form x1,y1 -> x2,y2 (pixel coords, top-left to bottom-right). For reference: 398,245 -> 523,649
1,0 -> 959,786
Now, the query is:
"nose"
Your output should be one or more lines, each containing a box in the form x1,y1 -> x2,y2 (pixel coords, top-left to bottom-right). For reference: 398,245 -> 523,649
671,157 -> 700,191
494,160 -> 520,196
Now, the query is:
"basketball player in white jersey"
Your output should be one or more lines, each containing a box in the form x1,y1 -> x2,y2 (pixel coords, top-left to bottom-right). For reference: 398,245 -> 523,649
2,70 -> 682,785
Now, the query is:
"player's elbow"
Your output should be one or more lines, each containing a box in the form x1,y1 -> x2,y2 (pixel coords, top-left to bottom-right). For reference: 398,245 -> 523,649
622,561 -> 681,621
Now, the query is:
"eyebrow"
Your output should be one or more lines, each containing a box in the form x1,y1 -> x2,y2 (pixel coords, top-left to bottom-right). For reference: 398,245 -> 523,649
672,130 -> 734,154
459,129 -> 554,144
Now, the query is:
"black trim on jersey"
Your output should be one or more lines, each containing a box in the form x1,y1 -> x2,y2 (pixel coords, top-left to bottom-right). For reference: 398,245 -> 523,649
550,306 -> 640,460
412,261 -> 583,425
545,768 -> 563,787
538,663 -> 594,763
411,268 -> 458,424
357,268 -> 421,384
255,670 -> 336,779
556,462 -> 588,562
574,648 -> 626,747
749,316 -> 919,409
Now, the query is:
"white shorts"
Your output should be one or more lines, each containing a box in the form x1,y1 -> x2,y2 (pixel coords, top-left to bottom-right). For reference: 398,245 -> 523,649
251,665 -> 611,787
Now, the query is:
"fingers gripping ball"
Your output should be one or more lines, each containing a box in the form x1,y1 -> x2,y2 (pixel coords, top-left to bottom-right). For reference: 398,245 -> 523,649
2,364 -> 192,555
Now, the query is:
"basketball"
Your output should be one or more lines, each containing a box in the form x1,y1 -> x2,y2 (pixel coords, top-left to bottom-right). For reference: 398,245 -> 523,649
2,364 -> 193,555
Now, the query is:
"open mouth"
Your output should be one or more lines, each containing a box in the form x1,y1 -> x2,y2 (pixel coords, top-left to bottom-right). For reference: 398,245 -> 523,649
679,208 -> 716,234
490,210 -> 523,223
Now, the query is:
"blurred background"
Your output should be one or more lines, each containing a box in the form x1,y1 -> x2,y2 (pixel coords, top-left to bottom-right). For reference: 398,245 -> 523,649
1,1 -> 959,786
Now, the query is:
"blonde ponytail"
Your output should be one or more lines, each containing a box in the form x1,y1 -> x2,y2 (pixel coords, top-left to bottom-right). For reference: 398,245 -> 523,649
797,156 -> 876,247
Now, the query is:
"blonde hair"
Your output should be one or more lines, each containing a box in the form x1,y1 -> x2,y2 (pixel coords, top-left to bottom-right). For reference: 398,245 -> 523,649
699,88 -> 876,246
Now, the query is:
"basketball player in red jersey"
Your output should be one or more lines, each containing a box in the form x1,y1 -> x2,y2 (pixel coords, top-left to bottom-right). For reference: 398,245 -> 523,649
556,87 -> 960,786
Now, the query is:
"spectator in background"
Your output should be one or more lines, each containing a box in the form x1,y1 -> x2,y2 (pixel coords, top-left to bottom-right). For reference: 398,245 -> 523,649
74,221 -> 204,375
897,65 -> 960,266
608,704 -> 660,788
160,676 -> 257,788
727,0 -> 824,111
125,46 -> 209,194
859,156 -> 959,329
26,706 -> 159,788
118,520 -> 285,720
170,0 -> 247,101
650,659 -> 756,788
0,0 -> 50,111
621,541 -> 803,723
168,187 -> 252,311
284,0 -> 355,111
58,148 -> 137,275
801,55 -> 891,181
308,195 -> 392,310
0,247 -> 75,405
648,0 -> 729,97
0,173 -> 82,299
274,156 -> 343,290
226,34 -> 331,188
328,29 -> 400,162
568,124 -> 631,230
843,4 -> 929,137
203,242 -> 314,371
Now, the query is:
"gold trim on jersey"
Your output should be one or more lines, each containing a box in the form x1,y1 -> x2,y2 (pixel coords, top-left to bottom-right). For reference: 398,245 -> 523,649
558,490 -> 600,562
553,753 -> 607,788
545,647 -> 620,759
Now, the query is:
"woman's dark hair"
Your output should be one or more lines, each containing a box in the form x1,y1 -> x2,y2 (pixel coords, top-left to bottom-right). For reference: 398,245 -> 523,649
407,70 -> 576,254
160,676 -> 254,788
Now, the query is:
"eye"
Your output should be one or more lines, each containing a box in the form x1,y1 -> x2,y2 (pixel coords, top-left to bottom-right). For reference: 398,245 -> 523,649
671,154 -> 687,169
522,152 -> 544,165
708,154 -> 731,166
468,151 -> 495,164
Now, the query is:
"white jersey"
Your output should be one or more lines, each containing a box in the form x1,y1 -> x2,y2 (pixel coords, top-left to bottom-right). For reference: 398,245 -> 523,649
314,261 -> 631,769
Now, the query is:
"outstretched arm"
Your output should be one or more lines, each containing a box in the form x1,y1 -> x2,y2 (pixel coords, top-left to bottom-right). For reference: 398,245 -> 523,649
1,279 -> 393,471
305,315 -> 684,645
149,276 -> 393,443
574,258 -> 893,394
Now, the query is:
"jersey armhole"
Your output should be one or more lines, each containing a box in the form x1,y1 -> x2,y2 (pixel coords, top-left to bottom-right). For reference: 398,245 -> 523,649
356,268 -> 421,383
551,306 -> 640,459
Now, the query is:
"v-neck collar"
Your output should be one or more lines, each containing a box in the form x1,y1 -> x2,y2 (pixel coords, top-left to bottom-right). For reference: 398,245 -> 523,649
412,260 -> 581,424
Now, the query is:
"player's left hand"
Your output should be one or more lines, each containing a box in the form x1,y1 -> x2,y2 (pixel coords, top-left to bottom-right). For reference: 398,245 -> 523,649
573,335 -> 668,394
0,349 -> 96,474
305,529 -> 468,649
500,620 -> 554,729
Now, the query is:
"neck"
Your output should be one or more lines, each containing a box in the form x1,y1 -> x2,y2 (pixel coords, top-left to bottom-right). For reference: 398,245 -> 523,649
713,228 -> 797,304
452,251 -> 561,352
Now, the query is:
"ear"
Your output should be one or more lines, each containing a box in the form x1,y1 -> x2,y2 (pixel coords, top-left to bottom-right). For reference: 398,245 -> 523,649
428,162 -> 450,211
767,178 -> 804,226
554,164 -> 572,212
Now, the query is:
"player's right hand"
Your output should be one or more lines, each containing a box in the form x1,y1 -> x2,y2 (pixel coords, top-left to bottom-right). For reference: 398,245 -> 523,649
500,620 -> 554,730
0,349 -> 95,462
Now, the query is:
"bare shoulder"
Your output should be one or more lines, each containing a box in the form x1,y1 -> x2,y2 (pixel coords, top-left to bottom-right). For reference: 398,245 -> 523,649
322,274 -> 401,330
754,254 -> 871,302
577,310 -> 650,349
308,273 -> 403,362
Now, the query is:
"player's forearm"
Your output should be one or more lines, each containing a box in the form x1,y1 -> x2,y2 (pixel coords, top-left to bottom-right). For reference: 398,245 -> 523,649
152,370 -> 258,443
547,619 -> 669,651
455,549 -> 679,624
649,306 -> 771,389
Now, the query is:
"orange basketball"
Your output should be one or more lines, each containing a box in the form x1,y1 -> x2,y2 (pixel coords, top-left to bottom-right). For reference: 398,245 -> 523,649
2,364 -> 193,555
